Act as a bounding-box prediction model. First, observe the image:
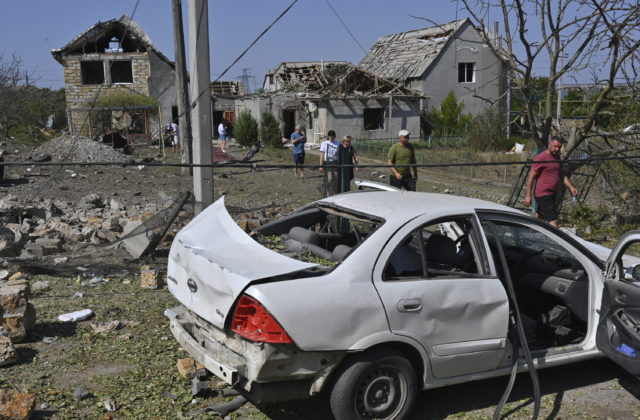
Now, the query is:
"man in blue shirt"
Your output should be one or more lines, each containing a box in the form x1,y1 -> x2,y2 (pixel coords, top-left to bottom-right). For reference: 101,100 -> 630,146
290,124 -> 306,178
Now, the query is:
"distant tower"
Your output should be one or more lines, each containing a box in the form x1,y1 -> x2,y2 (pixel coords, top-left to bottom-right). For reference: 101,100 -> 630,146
237,68 -> 255,94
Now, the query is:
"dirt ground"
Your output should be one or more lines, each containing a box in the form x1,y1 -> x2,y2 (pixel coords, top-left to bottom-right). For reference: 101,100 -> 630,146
1,139 -> 639,419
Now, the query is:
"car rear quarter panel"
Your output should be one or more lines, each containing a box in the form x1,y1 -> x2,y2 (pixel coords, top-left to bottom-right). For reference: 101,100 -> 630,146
247,254 -> 390,352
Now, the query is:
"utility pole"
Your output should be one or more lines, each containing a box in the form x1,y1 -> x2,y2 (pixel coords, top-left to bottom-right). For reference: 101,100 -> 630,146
172,0 -> 193,176
188,0 -> 213,213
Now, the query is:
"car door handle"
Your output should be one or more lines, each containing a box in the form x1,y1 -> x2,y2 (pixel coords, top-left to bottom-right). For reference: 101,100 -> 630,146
397,299 -> 422,313
616,292 -> 627,304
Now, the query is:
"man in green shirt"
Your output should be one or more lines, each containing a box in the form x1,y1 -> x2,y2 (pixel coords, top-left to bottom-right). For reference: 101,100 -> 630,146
387,129 -> 418,191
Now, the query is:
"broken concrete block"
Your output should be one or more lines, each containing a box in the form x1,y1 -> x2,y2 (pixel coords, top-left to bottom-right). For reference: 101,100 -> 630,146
1,303 -> 36,343
0,390 -> 36,420
140,267 -> 161,289
0,335 -> 17,367
87,216 -> 103,227
8,272 -> 24,282
176,358 -> 206,380
0,281 -> 30,312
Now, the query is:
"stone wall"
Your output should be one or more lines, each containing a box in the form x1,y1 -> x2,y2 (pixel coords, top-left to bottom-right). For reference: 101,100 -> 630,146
63,53 -> 152,135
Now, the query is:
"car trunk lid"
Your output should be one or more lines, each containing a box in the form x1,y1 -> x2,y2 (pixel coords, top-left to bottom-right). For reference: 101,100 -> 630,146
167,197 -> 317,329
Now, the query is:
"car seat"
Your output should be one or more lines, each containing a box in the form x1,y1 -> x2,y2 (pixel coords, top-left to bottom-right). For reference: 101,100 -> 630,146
425,234 -> 457,269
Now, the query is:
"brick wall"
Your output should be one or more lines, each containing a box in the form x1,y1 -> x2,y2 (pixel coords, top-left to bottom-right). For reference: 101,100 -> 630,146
63,53 -> 151,135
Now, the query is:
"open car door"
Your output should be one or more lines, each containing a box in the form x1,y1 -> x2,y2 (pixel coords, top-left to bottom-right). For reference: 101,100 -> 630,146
596,230 -> 640,376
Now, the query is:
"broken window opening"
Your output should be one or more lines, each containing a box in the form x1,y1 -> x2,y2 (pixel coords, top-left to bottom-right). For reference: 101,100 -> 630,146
110,60 -> 133,84
254,205 -> 383,270
81,61 -> 105,85
458,62 -> 475,83
364,108 -> 385,131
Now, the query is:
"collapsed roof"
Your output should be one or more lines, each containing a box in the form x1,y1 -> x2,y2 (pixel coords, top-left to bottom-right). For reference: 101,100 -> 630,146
263,61 -> 422,98
211,80 -> 246,97
359,18 -> 469,82
51,14 -> 174,68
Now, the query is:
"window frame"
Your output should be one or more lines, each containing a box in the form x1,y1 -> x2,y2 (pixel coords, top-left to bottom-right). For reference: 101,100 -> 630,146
363,108 -> 385,131
80,60 -> 105,85
458,62 -> 475,83
383,214 -> 490,281
109,60 -> 134,84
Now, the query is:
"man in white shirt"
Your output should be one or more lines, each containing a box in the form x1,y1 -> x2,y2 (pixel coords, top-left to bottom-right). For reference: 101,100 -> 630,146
319,130 -> 340,196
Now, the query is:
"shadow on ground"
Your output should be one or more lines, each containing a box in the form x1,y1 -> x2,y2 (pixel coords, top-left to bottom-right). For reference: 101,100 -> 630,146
256,358 -> 639,419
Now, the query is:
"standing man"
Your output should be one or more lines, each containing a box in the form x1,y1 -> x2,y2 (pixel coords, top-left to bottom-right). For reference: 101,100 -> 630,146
319,130 -> 340,195
218,119 -> 228,153
524,136 -> 578,227
170,121 -> 180,154
387,129 -> 418,191
290,124 -> 306,179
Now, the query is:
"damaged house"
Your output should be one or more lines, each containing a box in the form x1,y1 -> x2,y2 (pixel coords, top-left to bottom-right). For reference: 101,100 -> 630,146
211,80 -> 245,138
51,15 -> 177,142
359,18 -> 507,115
237,61 -> 423,142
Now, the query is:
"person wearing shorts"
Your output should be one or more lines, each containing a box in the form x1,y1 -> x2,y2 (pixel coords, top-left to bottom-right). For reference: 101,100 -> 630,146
218,120 -> 228,153
524,137 -> 578,227
290,124 -> 306,178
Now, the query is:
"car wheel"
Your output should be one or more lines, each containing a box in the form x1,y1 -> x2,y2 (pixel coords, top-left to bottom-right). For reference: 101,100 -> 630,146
329,349 -> 417,420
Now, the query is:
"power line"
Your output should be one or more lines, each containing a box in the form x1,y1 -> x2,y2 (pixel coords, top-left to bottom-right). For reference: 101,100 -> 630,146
322,0 -> 367,54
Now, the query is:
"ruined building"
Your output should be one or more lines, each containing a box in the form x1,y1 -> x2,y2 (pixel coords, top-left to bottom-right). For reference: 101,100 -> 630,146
51,15 -> 177,142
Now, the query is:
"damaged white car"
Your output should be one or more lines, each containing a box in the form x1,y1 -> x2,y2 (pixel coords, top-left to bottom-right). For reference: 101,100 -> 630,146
166,190 -> 640,420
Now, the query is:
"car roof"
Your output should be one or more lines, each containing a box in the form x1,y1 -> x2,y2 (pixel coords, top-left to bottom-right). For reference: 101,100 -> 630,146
322,191 -> 523,220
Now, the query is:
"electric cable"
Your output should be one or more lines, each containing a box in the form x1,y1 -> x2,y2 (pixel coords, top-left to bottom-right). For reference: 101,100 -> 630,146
322,0 -> 367,54
486,221 -> 541,420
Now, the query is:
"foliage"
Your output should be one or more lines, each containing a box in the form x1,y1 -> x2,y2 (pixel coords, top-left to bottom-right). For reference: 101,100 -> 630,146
421,91 -> 472,136
324,63 -> 352,80
0,53 -> 68,143
82,91 -> 158,139
89,90 -> 159,109
234,110 -> 259,147
259,111 -> 282,148
466,106 -> 515,152
567,203 -> 607,230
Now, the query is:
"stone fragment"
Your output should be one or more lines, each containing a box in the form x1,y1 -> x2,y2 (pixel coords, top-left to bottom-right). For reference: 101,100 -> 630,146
0,390 -> 36,420
0,335 -> 17,367
140,267 -> 161,289
1,303 -> 36,343
72,388 -> 93,402
176,358 -> 206,380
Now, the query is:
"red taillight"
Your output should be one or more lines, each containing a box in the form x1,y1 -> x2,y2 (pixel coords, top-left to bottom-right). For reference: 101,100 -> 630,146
230,295 -> 293,344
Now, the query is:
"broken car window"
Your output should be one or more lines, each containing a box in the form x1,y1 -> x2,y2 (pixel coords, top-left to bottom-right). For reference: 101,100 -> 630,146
384,217 -> 480,279
254,205 -> 381,268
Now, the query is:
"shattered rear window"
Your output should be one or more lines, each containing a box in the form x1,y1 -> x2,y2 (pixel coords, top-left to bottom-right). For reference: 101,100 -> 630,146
255,204 -> 382,268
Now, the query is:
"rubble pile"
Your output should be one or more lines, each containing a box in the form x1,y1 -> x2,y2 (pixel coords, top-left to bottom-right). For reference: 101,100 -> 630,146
0,193 -> 184,259
31,134 -> 130,162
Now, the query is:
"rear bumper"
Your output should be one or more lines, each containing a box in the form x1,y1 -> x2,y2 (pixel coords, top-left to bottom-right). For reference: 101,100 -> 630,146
165,305 -> 345,403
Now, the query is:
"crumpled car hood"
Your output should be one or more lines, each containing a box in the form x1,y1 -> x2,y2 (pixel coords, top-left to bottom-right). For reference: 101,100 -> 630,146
167,197 -> 317,329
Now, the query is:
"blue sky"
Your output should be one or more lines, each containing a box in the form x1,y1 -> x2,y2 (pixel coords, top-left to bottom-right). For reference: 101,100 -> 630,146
1,0 -> 466,90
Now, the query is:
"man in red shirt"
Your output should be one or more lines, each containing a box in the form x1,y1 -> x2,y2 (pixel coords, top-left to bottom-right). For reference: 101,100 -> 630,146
524,137 -> 578,227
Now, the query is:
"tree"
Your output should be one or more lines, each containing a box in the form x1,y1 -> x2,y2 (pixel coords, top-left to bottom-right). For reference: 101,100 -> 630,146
259,111 -> 282,148
422,90 -> 472,136
461,0 -> 640,156
0,53 -> 25,138
234,111 -> 259,147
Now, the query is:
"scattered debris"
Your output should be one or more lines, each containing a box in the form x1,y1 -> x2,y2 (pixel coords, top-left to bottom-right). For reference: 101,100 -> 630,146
0,390 -> 36,420
89,320 -> 121,334
191,377 -> 209,396
0,334 -> 17,367
139,266 -> 161,289
57,308 -> 93,322
103,398 -> 117,412
176,358 -> 206,380
30,280 -> 51,292
204,396 -> 248,417
0,277 -> 35,342
72,388 -> 93,402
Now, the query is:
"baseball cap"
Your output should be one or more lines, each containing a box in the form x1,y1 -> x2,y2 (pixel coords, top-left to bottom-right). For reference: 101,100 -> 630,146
399,129 -> 411,137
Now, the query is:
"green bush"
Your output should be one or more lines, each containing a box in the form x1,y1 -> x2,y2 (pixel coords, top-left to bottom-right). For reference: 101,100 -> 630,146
259,111 -> 282,148
421,90 -> 472,136
234,110 -> 259,147
467,106 -> 515,152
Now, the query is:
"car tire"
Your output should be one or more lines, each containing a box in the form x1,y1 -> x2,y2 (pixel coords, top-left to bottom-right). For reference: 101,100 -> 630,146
329,349 -> 417,420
